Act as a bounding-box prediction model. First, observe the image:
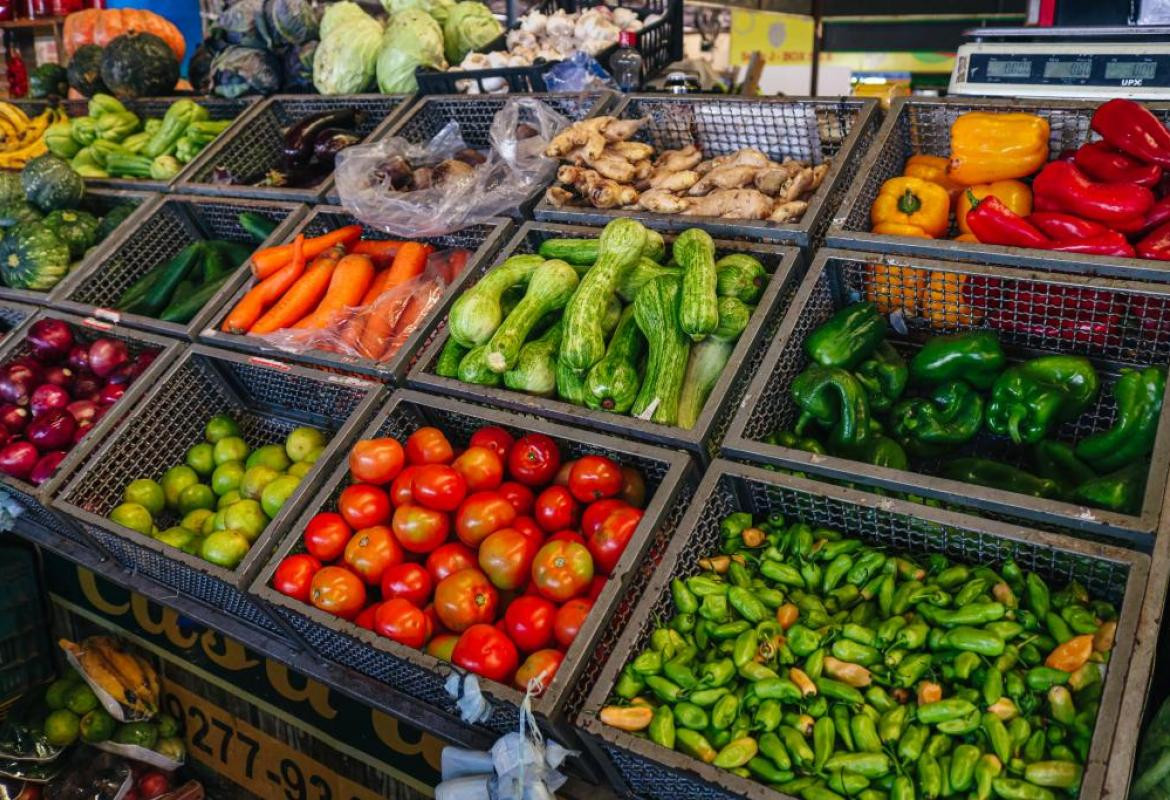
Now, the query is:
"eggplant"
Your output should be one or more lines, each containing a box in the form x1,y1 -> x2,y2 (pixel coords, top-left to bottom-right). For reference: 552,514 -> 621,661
313,128 -> 361,166
255,163 -> 331,188
283,108 -> 359,166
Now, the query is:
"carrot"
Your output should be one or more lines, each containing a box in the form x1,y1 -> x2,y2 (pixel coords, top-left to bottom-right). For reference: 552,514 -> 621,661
357,290 -> 411,359
222,235 -> 306,334
250,225 -> 362,279
249,254 -> 337,335
294,254 -> 375,329
352,239 -> 407,267
383,241 -> 433,286
379,286 -> 434,358
1045,634 -> 1094,672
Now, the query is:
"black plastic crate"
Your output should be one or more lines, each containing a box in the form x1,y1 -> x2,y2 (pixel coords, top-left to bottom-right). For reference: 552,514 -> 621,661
724,247 -> 1170,549
52,345 -> 384,637
175,94 -> 414,203
407,221 -> 802,461
198,205 -> 514,382
50,195 -> 309,340
0,300 -> 36,336
828,96 -> 1170,282
534,94 -> 880,249
252,388 -> 696,753
0,541 -> 52,704
577,459 -> 1149,800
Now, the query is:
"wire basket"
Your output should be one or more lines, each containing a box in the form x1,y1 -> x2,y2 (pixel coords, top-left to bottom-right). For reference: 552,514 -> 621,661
251,388 -> 696,751
407,221 -> 802,461
175,94 -> 414,203
533,94 -> 880,249
577,459 -> 1149,800
52,345 -> 384,637
0,300 -> 36,336
197,205 -> 514,382
828,96 -> 1170,281
50,195 -> 309,340
723,247 -> 1170,549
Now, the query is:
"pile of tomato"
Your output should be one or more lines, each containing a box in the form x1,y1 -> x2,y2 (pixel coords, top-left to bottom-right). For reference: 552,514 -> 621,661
271,423 -> 647,692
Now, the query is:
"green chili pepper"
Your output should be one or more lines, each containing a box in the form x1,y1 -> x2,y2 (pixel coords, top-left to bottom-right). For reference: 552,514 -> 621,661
813,717 -> 835,771
919,752 -> 943,799
981,711 -> 1011,763
876,575 -> 895,618
822,554 -> 854,594
712,693 -> 740,730
633,650 -> 663,675
786,625 -> 822,657
672,578 -> 699,614
1026,667 -> 1069,692
815,677 -> 865,706
898,723 -> 929,762
713,736 -> 758,768
890,775 -> 916,800
721,512 -> 753,539
674,702 -> 709,731
649,705 -> 675,749
1045,612 -> 1073,644
942,458 -> 1065,499
761,560 -> 806,588
822,751 -> 891,779
1024,761 -> 1082,790
806,696 -> 829,719
954,651 -> 980,681
917,698 -> 977,725
757,587 -> 786,609
926,734 -> 952,758
831,705 -> 855,751
759,731 -> 793,770
711,620 -> 752,639
1048,686 -> 1076,726
879,705 -> 907,744
924,602 -> 1007,627
801,562 -> 824,594
955,577 -> 990,607
649,628 -> 673,654
827,770 -> 872,796
754,677 -> 803,703
700,658 -> 736,688
874,617 -> 906,649
863,686 -> 893,714
747,755 -> 792,784
1023,730 -> 1047,763
1073,459 -> 1148,514
975,754 -> 1003,800
754,699 -> 782,732
739,661 -> 780,682
663,658 -> 699,691
729,586 -> 767,623
992,777 -> 1056,800
895,653 -> 933,688
800,785 -> 847,800
1048,744 -> 1077,763
851,714 -> 882,753
939,626 -> 1006,656
700,593 -> 729,621
677,728 -> 718,763
938,709 -> 982,735
1008,717 -> 1030,750
615,666 -> 644,698
831,639 -> 881,667
732,630 -> 756,668
846,551 -> 887,587
687,575 -> 727,597
1076,366 -> 1165,472
805,648 -> 825,680
780,725 -> 814,767
895,622 -> 929,649
1060,604 -> 1099,635
986,621 -> 1024,642
645,676 -> 685,703
671,613 -> 696,634
689,687 -> 729,707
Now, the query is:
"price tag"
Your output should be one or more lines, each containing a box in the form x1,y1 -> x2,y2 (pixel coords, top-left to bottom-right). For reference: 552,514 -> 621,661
247,356 -> 292,372
82,318 -> 114,332
94,308 -> 121,325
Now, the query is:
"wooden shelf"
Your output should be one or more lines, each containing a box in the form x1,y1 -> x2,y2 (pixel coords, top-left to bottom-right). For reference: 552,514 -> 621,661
0,15 -> 65,29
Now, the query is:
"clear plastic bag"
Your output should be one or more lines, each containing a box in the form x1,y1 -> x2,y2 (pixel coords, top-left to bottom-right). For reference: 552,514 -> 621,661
335,98 -> 569,237
543,52 -> 617,93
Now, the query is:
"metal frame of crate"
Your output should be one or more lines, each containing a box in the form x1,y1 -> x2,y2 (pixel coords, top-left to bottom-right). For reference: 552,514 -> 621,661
578,459 -> 1149,800
723,248 -> 1170,549
198,206 -> 514,382
533,95 -> 880,249
52,345 -> 385,638
49,195 -> 309,340
0,300 -> 37,335
828,95 -> 1170,281
407,221 -> 802,461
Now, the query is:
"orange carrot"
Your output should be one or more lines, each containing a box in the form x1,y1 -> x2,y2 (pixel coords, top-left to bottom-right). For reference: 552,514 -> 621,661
222,235 -> 306,334
357,292 -> 410,359
383,241 -> 433,286
359,268 -> 395,306
352,239 -> 407,267
294,253 -> 375,329
249,254 -> 337,335
251,225 -> 362,279
380,289 -> 432,358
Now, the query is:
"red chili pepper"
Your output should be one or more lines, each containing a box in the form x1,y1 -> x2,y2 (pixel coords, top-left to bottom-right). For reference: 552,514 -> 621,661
1047,230 -> 1136,257
1073,141 -> 1163,187
1027,212 -> 1109,241
965,192 -> 1052,249
1137,219 -> 1170,261
1143,196 -> 1170,233
1032,161 -> 1155,225
1091,98 -> 1170,168
970,277 -> 1124,348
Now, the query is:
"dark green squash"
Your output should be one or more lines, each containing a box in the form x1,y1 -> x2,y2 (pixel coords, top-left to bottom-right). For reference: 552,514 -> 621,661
0,202 -> 42,228
29,63 -> 67,98
0,223 -> 70,290
0,173 -> 22,207
94,203 -> 137,242
21,155 -> 84,212
42,209 -> 99,259
100,32 -> 180,99
67,45 -> 109,97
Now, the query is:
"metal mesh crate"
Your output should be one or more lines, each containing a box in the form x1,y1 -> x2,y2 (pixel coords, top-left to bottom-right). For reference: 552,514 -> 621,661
50,195 -> 308,340
198,205 -> 514,383
251,388 -> 696,751
0,301 -> 35,336
52,345 -> 384,637
176,94 -> 413,203
534,95 -> 880,250
828,96 -> 1170,281
407,221 -> 802,461
0,541 -> 51,703
577,459 -> 1149,800
723,247 -> 1170,549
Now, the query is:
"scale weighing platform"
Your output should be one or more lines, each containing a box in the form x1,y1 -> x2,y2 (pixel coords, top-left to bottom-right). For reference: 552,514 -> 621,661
950,26 -> 1170,99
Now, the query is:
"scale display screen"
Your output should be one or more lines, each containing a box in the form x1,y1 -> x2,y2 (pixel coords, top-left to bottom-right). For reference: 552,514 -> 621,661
967,53 -> 1170,87
1043,60 -> 1091,79
1106,61 -> 1159,81
987,60 -> 1031,78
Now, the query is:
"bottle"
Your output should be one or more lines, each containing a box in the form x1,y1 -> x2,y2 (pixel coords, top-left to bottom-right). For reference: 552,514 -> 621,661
609,30 -> 643,92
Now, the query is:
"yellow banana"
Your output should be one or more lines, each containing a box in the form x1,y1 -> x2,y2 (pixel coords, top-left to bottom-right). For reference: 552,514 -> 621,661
17,110 -> 52,146
0,138 -> 47,168
89,637 -> 157,713
59,639 -> 137,711
0,101 -> 30,128
133,653 -> 161,704
0,118 -> 20,152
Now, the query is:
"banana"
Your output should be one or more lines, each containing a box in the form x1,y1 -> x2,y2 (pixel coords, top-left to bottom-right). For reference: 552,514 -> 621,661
0,101 -> 30,130
59,637 -> 156,718
17,110 -> 52,146
0,138 -> 47,168
133,653 -> 161,704
59,639 -> 141,712
0,118 -> 20,152
89,637 -> 158,713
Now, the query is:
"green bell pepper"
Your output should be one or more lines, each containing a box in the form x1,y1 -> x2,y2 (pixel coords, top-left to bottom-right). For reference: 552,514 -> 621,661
986,356 -> 1100,445
764,429 -> 828,455
891,380 -> 984,446
804,302 -> 885,369
941,458 -> 1064,499
848,435 -> 908,470
1075,366 -> 1166,472
855,340 -> 907,412
1072,460 -> 1148,514
790,365 -> 872,449
910,330 -> 1006,390
1031,440 -> 1097,496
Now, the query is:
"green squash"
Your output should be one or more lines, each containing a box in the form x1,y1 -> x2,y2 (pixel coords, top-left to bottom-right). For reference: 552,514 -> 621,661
94,203 -> 136,242
29,63 -> 67,99
22,155 -> 84,212
0,172 -> 22,206
67,45 -> 108,97
0,223 -> 69,290
42,209 -> 99,259
100,32 -> 180,99
0,202 -> 42,228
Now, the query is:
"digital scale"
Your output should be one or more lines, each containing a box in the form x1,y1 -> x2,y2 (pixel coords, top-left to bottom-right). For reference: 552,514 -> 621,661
950,26 -> 1170,99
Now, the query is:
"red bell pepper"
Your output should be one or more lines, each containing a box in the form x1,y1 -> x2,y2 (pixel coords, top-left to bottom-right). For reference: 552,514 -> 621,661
971,278 -> 1124,348
1091,98 -> 1170,168
1027,212 -> 1108,241
965,192 -> 1052,249
1111,214 -> 1149,235
1047,230 -> 1136,257
1143,196 -> 1170,233
1137,220 -> 1170,261
1074,141 -> 1163,187
1032,161 -> 1155,225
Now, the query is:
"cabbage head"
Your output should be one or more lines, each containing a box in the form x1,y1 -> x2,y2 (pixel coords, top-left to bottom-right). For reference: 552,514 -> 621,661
442,1 -> 502,64
282,40 -> 317,92
319,1 -> 372,40
376,9 -> 446,94
380,0 -> 455,26
217,0 -> 266,49
210,45 -> 283,98
263,0 -> 318,46
313,15 -> 383,95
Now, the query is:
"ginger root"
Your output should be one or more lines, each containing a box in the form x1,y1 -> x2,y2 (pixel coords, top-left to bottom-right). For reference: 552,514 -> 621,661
638,189 -> 690,214
654,145 -> 702,173
770,200 -> 809,223
545,186 -> 574,207
683,189 -> 773,219
643,169 -> 700,193
546,117 -> 611,160
688,165 -> 759,196
608,141 -> 654,161
695,148 -> 770,176
557,165 -> 638,209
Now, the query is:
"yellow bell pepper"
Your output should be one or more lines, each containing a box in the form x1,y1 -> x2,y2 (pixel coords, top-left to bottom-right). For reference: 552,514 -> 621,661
956,180 -> 1032,234
874,223 -> 931,238
866,264 -> 926,315
904,154 -> 963,199
954,233 -> 979,243
922,272 -> 982,329
948,112 -> 1050,185
871,177 -> 950,238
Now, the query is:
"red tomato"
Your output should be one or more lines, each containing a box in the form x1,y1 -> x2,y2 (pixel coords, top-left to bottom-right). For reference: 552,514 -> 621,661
553,460 -> 574,487
344,525 -> 402,585
587,506 -> 643,576
514,649 -> 564,694
554,597 -> 592,648
380,562 -> 433,607
512,516 -> 544,548
412,464 -> 467,512
405,427 -> 454,465
533,485 -> 579,533
452,446 -> 504,491
503,595 -> 556,652
339,484 -> 391,529
426,632 -> 459,662
621,466 -> 647,508
426,542 -> 477,583
354,603 -> 381,630
434,568 -> 498,632
581,498 -> 630,539
452,624 -> 519,684
273,553 -> 322,603
470,426 -> 514,462
587,575 -> 607,602
304,512 -> 351,562
547,530 -> 586,547
531,540 -> 593,602
498,481 -> 534,515
389,465 -> 421,507
455,491 -> 516,548
374,598 -> 432,649
423,603 -> 443,635
478,528 -> 539,591
507,433 -> 561,486
391,504 -> 450,554
136,773 -> 170,799
310,566 -> 367,620
349,438 -> 404,485
568,455 -> 624,503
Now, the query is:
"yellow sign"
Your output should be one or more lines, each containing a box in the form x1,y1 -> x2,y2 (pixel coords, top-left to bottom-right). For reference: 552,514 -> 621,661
820,51 -> 956,74
729,9 -> 815,67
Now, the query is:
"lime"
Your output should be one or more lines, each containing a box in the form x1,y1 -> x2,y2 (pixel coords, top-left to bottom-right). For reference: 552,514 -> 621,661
185,442 -> 215,477
183,535 -> 204,556
177,483 -> 215,515
286,427 -> 327,462
201,512 -> 216,535
44,678 -> 75,710
223,499 -> 267,543
201,530 -> 250,569
180,508 -> 214,533
123,479 -> 164,516
79,708 -> 116,743
156,736 -> 186,761
213,436 -> 250,466
239,465 -> 279,501
154,526 -> 195,553
44,709 -> 80,746
217,489 -> 242,509
287,461 -> 312,479
161,465 -> 199,511
301,446 -> 325,465
211,509 -> 228,532
211,460 -> 245,496
113,721 -> 158,748
65,684 -> 99,715
109,502 -> 153,536
246,443 -> 291,473
261,474 -> 301,519
155,713 -> 180,738
204,414 -> 240,444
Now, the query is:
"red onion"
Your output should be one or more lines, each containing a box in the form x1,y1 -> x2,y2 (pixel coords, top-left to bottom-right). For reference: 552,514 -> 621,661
27,409 -> 75,450
0,404 -> 29,434
66,399 -> 98,424
107,362 -> 140,385
41,366 -> 73,389
26,319 -> 74,363
0,364 -> 36,405
66,346 -> 90,372
0,441 -> 39,479
72,419 -> 93,444
97,383 -> 125,406
30,384 -> 70,418
0,427 -> 10,449
8,356 -> 41,376
88,338 -> 129,378
71,372 -> 100,400
29,450 -> 66,486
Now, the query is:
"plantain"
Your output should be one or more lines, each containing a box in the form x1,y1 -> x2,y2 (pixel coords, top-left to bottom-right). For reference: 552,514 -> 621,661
59,639 -> 140,711
132,653 -> 161,706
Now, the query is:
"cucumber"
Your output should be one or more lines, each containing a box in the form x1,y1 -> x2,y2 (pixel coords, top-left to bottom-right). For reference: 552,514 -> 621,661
138,242 -> 204,317
448,254 -> 545,347
677,338 -> 734,430
484,260 -> 578,374
617,258 -> 680,303
159,273 -> 231,323
601,294 -> 622,337
504,321 -> 562,397
716,254 -> 767,304
675,228 -> 719,342
238,212 -> 278,243
435,337 -> 469,378
585,305 -> 644,414
631,275 -> 690,426
555,358 -> 589,405
710,297 -> 752,342
457,345 -> 502,386
538,230 -> 665,266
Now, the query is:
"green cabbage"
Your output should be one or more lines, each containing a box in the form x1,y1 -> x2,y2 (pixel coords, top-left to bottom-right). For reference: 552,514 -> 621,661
376,9 -> 447,94
380,0 -> 454,24
442,1 -> 501,64
313,14 -> 383,94
319,1 -> 371,40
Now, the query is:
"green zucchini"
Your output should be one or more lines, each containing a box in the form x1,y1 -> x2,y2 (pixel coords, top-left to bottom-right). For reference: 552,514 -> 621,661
435,337 -> 469,378
555,358 -> 589,405
484,260 -> 579,373
207,239 -> 256,269
710,297 -> 752,342
238,212 -> 278,243
617,259 -> 680,302
500,286 -> 524,319
159,273 -> 231,323
675,228 -> 719,342
585,306 -> 644,413
601,295 -> 622,337
716,254 -> 767,304
504,322 -> 562,397
448,254 -> 545,347
677,338 -> 734,430
457,345 -> 502,386
632,275 -> 691,426
116,260 -> 172,310
538,230 -> 665,267
138,243 -> 204,317
643,229 -> 665,262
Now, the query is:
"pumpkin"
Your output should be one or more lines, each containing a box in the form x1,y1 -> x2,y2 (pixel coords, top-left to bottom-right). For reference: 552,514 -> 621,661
63,8 -> 185,62
100,32 -> 180,100
22,155 -> 85,213
0,223 -> 70,290
42,209 -> 99,259
63,9 -> 100,57
67,44 -> 108,97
